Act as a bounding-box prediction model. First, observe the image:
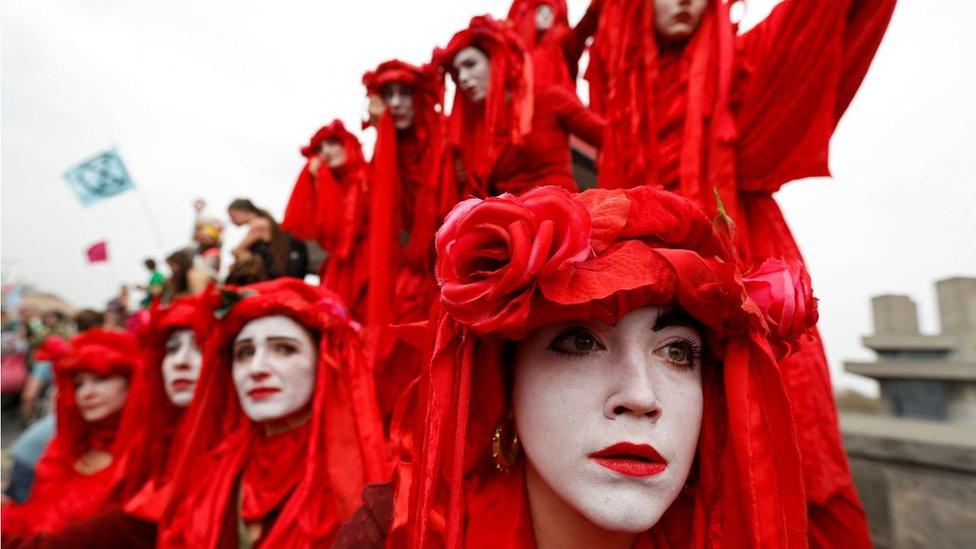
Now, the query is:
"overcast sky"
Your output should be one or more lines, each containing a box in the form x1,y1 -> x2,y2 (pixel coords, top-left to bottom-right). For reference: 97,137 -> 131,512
2,1 -> 974,394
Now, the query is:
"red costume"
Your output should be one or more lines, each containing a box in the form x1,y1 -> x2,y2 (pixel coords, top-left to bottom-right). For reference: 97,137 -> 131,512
433,16 -> 605,201
5,297 -> 212,548
365,185 -> 816,548
506,0 -> 603,91
157,279 -> 388,547
284,121 -> 371,318
362,60 -> 446,427
587,1 -> 896,543
2,330 -> 143,538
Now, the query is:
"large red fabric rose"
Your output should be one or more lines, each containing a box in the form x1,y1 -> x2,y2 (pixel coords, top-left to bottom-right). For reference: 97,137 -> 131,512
435,186 -> 591,334
743,258 -> 819,357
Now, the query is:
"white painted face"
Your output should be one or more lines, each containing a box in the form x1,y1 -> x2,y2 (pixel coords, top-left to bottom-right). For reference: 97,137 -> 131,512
452,46 -> 490,103
161,328 -> 202,408
232,315 -> 316,423
380,82 -> 416,130
513,306 -> 704,533
653,0 -> 708,43
74,372 -> 130,422
319,138 -> 347,169
535,4 -> 555,31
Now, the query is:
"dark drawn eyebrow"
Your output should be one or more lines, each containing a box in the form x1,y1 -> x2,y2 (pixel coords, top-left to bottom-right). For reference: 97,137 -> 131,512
651,307 -> 700,333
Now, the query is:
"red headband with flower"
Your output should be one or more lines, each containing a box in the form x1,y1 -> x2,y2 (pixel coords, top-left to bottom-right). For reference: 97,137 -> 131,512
394,185 -> 812,547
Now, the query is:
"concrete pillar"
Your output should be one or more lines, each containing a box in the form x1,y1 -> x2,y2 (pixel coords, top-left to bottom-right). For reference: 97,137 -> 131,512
936,277 -> 976,337
872,295 -> 920,336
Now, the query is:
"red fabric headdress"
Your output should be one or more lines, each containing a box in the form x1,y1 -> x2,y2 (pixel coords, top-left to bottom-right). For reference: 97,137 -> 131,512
2,330 -> 143,536
507,0 -> 571,49
117,295 -> 212,517
282,120 -> 367,247
392,185 -> 812,548
432,15 -> 534,195
589,0 -> 738,211
159,279 -> 388,547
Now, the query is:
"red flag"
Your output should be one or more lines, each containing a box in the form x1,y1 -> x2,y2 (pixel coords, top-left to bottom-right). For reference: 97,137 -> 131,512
86,240 -> 108,263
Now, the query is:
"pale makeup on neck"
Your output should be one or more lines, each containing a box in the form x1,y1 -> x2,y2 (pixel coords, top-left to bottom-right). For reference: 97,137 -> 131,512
513,306 -> 704,545
231,315 -> 316,423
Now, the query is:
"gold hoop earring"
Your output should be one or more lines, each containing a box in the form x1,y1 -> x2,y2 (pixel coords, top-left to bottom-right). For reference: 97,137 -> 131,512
491,420 -> 521,472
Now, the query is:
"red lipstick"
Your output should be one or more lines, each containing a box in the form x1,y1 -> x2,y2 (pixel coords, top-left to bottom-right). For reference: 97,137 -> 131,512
170,379 -> 194,392
589,442 -> 667,477
247,387 -> 280,401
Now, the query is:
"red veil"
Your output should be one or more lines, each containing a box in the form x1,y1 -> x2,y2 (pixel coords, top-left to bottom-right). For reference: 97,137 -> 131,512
158,279 -> 388,547
118,295 -> 212,521
506,0 -> 602,91
362,60 -> 446,426
390,185 -> 812,548
587,2 -> 896,541
431,15 -> 533,200
2,330 -> 143,537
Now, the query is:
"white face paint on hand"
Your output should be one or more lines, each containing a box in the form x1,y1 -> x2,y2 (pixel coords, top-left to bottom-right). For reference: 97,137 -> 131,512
513,306 -> 704,533
452,46 -> 491,103
381,82 -> 417,130
320,138 -> 347,169
535,4 -> 555,31
161,328 -> 202,408
231,315 -> 316,423
74,372 -> 130,422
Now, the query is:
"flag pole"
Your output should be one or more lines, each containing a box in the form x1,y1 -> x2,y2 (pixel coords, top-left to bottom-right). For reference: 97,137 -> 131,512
113,145 -> 167,254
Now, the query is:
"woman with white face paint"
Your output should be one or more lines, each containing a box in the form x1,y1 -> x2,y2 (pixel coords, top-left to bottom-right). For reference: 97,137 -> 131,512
159,279 -> 388,548
340,184 -> 816,548
283,120 -> 372,318
2,330 -> 143,538
431,15 -> 605,202
505,0 -> 604,92
2,297 -> 212,547
362,60 -> 446,429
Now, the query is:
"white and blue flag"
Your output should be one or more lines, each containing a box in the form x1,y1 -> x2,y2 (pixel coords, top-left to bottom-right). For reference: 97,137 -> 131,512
64,148 -> 135,206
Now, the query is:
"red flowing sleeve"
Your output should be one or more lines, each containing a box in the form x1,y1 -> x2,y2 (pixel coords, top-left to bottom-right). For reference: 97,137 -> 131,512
552,86 -> 606,149
734,0 -> 896,193
563,0 -> 604,75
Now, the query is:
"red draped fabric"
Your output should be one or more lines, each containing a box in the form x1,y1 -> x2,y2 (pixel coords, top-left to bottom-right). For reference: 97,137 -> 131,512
362,60 -> 447,427
2,331 -> 143,538
587,0 -> 896,544
433,16 -> 606,199
506,0 -> 603,92
388,185 -> 811,548
158,280 -> 389,548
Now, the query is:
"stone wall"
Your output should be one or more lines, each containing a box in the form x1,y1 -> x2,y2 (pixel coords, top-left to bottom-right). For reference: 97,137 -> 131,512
842,413 -> 976,548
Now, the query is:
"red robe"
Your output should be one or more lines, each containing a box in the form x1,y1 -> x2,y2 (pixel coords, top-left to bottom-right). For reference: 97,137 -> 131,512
506,0 -> 603,92
446,85 -> 605,201
158,280 -> 389,548
2,331 -> 143,539
322,160 -> 371,320
589,0 -> 897,544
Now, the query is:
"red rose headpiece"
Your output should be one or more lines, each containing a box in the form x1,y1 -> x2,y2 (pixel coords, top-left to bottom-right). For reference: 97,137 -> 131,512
393,185 -> 811,547
161,278 -> 387,547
